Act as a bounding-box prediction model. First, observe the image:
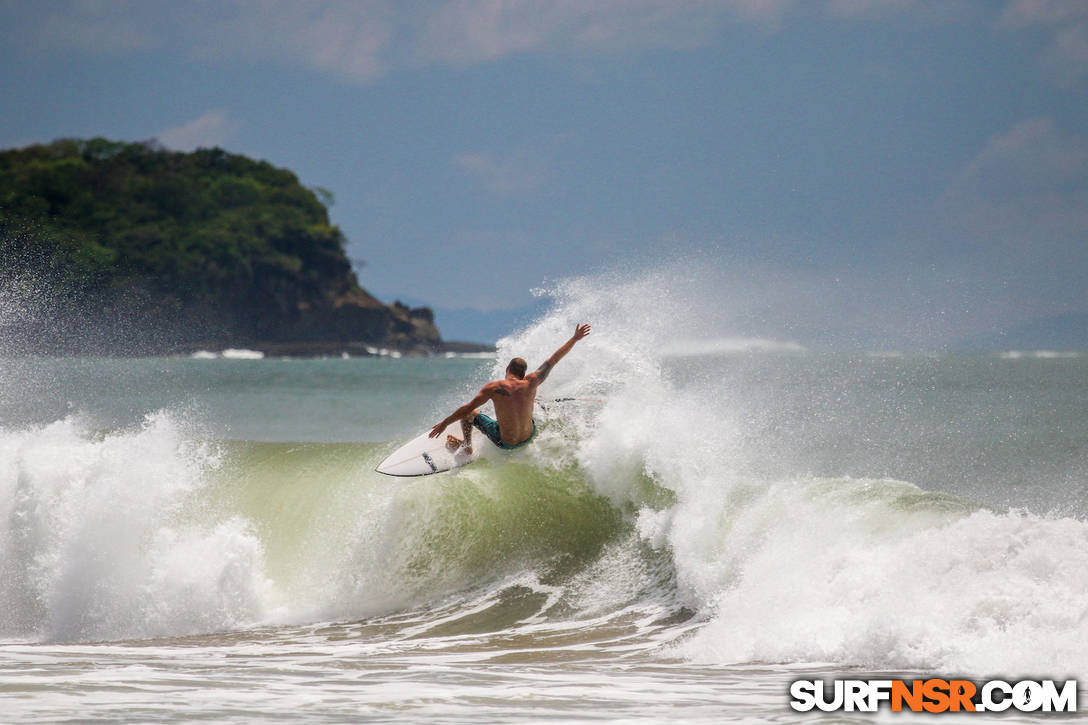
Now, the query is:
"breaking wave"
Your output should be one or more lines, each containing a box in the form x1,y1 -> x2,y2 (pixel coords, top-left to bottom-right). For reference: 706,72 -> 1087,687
2,263 -> 1086,680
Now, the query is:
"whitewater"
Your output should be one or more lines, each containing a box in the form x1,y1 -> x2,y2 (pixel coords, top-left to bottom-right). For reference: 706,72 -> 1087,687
2,270 -> 1087,722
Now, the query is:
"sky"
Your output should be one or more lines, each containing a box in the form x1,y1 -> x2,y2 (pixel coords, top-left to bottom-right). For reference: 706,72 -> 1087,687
1,0 -> 1086,347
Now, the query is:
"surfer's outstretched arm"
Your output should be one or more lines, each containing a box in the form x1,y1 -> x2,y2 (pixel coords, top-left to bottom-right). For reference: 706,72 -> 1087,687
429,389 -> 490,439
529,323 -> 591,384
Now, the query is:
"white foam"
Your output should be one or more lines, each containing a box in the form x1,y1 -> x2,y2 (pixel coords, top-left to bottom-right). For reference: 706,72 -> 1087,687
0,414 -> 272,642
1000,350 -> 1081,359
671,480 -> 1088,675
500,266 -> 1088,676
221,348 -> 265,359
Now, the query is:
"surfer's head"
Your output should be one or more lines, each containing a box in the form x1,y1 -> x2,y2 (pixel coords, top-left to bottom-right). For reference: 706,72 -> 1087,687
506,357 -> 527,379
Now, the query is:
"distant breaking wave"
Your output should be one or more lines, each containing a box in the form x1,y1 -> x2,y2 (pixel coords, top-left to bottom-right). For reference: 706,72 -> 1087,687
999,350 -> 1082,359
190,349 -> 265,359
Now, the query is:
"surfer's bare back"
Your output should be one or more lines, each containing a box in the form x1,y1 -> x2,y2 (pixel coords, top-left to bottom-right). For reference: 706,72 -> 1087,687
429,323 -> 591,453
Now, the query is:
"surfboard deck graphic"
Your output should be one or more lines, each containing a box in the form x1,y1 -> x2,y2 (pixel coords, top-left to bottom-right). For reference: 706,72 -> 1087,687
375,421 -> 501,476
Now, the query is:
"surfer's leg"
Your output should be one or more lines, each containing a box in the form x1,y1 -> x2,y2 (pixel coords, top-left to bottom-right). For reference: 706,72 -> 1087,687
445,410 -> 476,454
470,413 -> 505,448
459,411 -> 476,455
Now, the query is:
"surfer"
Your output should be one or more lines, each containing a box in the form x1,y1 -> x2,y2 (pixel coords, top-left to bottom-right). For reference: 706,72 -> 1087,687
429,323 -> 591,454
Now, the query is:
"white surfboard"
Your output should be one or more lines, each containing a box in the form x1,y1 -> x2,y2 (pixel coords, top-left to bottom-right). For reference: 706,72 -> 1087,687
375,421 -> 502,477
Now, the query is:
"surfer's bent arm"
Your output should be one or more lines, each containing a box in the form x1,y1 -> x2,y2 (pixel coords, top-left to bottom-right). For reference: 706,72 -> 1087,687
428,388 -> 491,438
529,323 -> 591,385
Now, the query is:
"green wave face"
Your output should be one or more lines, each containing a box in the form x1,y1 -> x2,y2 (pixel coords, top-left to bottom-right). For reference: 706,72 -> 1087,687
197,441 -> 644,625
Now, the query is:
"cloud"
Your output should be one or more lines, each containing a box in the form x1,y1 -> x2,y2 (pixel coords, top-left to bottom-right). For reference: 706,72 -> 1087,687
1044,23 -> 1088,86
188,2 -> 394,83
13,0 -> 1085,90
953,118 -> 1088,192
940,117 -> 1088,261
13,0 -> 394,83
21,0 -> 160,55
411,0 -> 789,67
826,0 -> 909,18
825,0 -> 977,24
999,0 -> 1088,27
452,145 -> 552,198
14,1 -> 795,79
999,0 -> 1088,87
156,110 -> 240,151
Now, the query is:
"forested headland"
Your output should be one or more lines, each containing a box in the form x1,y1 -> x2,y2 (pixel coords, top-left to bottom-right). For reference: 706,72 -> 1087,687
0,138 -> 445,356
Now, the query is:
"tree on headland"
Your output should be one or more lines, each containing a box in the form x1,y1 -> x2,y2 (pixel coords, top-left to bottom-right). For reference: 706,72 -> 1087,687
0,138 -> 440,354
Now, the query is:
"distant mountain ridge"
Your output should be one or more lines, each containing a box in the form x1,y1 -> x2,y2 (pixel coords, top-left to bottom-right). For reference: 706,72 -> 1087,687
0,138 -> 446,355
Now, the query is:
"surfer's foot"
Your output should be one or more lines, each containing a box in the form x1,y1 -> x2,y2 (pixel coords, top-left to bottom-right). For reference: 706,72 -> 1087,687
445,435 -> 472,455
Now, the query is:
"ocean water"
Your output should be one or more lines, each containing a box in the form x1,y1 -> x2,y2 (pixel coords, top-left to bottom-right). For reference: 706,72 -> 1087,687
2,277 -> 1087,722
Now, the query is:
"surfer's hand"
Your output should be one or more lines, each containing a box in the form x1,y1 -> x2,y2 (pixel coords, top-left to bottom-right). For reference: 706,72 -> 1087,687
428,423 -> 445,438
573,323 -> 591,341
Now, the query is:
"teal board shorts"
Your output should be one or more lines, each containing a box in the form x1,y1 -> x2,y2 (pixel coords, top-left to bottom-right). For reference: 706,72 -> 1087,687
472,413 -> 536,450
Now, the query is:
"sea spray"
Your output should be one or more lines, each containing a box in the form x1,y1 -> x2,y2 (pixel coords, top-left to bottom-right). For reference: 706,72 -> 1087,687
498,266 -> 1088,675
0,413 -> 271,641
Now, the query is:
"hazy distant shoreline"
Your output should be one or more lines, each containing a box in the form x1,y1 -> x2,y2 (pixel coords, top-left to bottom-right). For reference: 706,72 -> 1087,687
187,339 -> 497,358
0,339 -> 497,360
